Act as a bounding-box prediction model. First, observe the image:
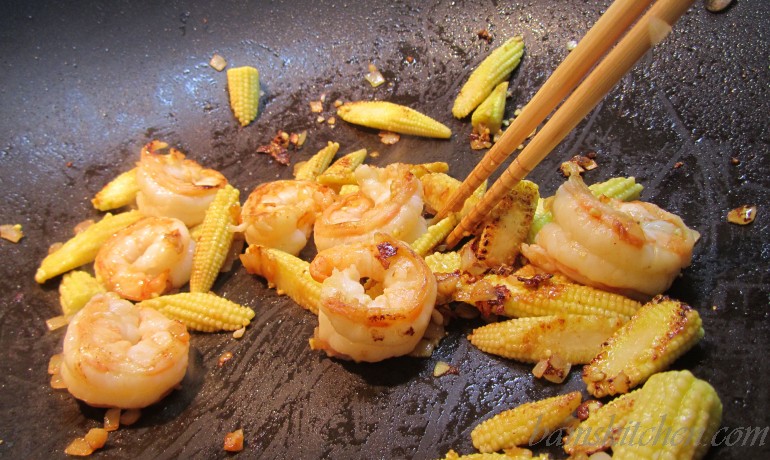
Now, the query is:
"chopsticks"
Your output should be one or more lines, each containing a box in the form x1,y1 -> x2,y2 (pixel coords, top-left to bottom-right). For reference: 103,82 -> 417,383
440,0 -> 695,249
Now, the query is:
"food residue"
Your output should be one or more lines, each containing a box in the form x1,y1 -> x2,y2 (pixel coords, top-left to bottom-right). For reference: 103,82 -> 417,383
727,205 -> 757,225
0,224 -> 23,243
433,361 -> 459,377
224,429 -> 245,452
218,351 -> 234,367
378,131 -> 400,145
365,63 -> 385,88
209,53 -> 227,71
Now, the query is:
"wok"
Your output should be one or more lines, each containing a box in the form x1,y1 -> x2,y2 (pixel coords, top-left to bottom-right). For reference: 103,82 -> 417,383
1,0 -> 768,458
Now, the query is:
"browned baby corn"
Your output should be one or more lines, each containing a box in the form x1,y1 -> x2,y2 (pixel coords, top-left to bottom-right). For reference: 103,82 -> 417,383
471,81 -> 509,136
407,161 -> 450,177
471,391 -> 581,453
469,314 -> 624,365
474,180 -> 538,267
563,389 -> 640,456
583,296 -> 704,398
294,141 -> 340,181
240,244 -> 322,314
190,184 -> 241,293
316,148 -> 368,189
337,101 -> 452,139
59,270 -> 106,316
35,210 -> 143,283
138,292 -> 255,332
91,168 -> 139,211
227,66 -> 260,126
612,370 -> 722,460
453,36 -> 525,119
442,448 -> 549,459
454,272 -> 641,321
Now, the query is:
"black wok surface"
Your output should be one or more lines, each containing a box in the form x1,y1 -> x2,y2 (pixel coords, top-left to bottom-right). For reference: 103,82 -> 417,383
1,0 -> 768,458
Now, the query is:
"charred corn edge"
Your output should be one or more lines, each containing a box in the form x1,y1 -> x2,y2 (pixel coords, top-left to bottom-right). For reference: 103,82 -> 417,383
138,292 -> 255,332
240,245 -> 321,315
412,215 -> 458,257
563,389 -> 641,455
471,81 -> 509,134
468,314 -> 624,364
91,168 -> 139,211
337,101 -> 452,139
35,210 -> 144,284
59,270 -> 106,316
295,141 -> 340,181
471,391 -> 582,453
582,297 -> 704,398
471,274 -> 640,320
316,148 -> 368,186
189,185 -> 240,293
475,180 -> 539,265
227,66 -> 260,126
425,251 -> 462,274
611,371 -> 722,460
453,36 -> 525,119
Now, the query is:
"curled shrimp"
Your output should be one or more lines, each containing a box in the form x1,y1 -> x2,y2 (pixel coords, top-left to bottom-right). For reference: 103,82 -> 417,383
136,140 -> 228,227
241,180 -> 336,255
94,216 -> 195,301
308,233 -> 437,363
59,293 -> 190,409
521,175 -> 700,299
313,164 -> 428,252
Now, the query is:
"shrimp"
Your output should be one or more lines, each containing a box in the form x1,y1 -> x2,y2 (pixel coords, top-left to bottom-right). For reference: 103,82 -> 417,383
314,163 -> 427,252
136,140 -> 228,227
521,175 -> 700,299
240,180 -> 336,255
308,233 -> 437,362
94,216 -> 195,301
59,293 -> 190,409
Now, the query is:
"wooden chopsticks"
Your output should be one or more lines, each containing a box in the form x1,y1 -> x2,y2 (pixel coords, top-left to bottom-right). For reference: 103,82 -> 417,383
440,0 -> 695,249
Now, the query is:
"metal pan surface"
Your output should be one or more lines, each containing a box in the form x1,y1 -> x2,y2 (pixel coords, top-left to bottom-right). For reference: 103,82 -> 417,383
0,0 -> 768,458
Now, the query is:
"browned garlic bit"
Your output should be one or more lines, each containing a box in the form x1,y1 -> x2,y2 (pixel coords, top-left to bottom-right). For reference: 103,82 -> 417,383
209,53 -> 227,71
0,224 -> 23,242
532,353 -> 571,384
727,205 -> 757,225
365,63 -> 385,87
224,429 -> 245,452
378,131 -> 400,145
218,351 -> 234,367
433,361 -> 459,377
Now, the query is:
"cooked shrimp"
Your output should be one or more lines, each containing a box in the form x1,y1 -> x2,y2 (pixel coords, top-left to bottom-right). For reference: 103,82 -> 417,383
521,175 -> 700,299
136,140 -> 228,227
94,216 -> 195,301
314,164 -> 427,251
59,293 -> 190,409
308,233 -> 437,362
241,180 -> 336,255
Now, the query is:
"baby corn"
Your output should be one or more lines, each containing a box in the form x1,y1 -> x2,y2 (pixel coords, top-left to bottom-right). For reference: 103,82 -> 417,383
471,81 -> 509,135
408,161 -> 449,177
59,270 -> 106,316
583,296 -> 704,398
91,168 -> 139,211
442,448 -> 548,459
469,315 -> 624,364
190,184 -> 240,293
411,214 -> 457,258
425,251 -> 462,274
240,244 -> 322,314
471,391 -> 581,453
316,148 -> 367,189
35,210 -> 143,283
337,101 -> 452,139
294,141 -> 340,181
138,292 -> 255,333
227,66 -> 260,126
454,272 -> 641,321
453,36 -> 524,119
612,370 -> 722,460
563,389 -> 640,455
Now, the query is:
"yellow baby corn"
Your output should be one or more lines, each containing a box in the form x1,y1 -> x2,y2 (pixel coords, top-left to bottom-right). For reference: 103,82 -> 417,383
471,81 -> 509,135
471,391 -> 581,453
421,173 -> 486,218
337,101 -> 452,139
91,168 -> 139,211
424,251 -> 462,274
294,141 -> 340,181
35,210 -> 143,284
442,448 -> 548,459
227,66 -> 260,126
411,214 -> 457,258
612,370 -> 722,460
583,296 -> 704,398
138,292 -> 255,333
453,36 -> 525,119
455,273 -> 641,321
563,389 -> 640,456
408,161 -> 450,177
59,270 -> 106,316
316,148 -> 368,189
469,315 -> 624,365
190,184 -> 240,293
474,180 -> 538,267
240,244 -> 322,314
